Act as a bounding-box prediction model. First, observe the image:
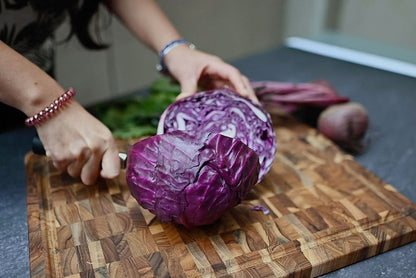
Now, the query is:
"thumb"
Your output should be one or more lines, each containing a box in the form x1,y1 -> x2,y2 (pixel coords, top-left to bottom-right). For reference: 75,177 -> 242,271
176,79 -> 198,100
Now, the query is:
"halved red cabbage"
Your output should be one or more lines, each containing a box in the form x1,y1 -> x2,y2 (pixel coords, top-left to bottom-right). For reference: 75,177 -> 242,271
126,130 -> 260,228
157,88 -> 277,181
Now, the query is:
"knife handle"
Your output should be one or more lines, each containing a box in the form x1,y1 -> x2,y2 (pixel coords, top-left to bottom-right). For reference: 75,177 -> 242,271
32,135 -> 46,155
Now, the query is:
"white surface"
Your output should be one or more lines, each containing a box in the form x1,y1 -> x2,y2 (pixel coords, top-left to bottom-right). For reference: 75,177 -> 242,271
285,37 -> 416,78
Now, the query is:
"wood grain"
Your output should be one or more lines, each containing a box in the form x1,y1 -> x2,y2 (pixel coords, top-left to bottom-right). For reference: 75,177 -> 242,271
26,115 -> 416,278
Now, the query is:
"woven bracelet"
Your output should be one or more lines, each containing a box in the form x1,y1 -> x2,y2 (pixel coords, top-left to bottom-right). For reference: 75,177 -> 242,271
25,88 -> 76,127
156,39 -> 196,74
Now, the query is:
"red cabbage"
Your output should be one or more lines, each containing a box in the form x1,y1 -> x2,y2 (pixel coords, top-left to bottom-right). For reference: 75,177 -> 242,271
126,130 -> 260,228
157,88 -> 277,181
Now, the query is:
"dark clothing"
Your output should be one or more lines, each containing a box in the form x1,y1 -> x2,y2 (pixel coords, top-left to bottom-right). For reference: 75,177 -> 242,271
0,0 -> 66,72
0,0 -> 65,131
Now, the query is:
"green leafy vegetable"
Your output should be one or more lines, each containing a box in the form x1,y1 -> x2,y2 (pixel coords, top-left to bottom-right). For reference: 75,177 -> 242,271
95,77 -> 180,139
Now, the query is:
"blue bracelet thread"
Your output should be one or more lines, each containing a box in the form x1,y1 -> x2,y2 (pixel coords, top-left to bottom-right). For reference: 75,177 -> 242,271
156,39 -> 195,74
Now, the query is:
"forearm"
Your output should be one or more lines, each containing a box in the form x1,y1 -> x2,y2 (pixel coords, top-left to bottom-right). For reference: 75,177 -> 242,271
106,0 -> 257,102
107,0 -> 181,53
0,41 -> 64,117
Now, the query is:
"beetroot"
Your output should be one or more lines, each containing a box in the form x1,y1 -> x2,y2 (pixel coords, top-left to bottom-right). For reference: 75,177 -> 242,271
317,102 -> 369,150
251,80 -> 369,152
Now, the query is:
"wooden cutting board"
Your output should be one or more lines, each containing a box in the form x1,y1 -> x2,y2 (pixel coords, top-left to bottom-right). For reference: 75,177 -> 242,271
26,115 -> 416,278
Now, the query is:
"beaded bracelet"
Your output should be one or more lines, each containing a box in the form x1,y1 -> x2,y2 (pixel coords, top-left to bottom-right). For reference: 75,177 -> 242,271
156,39 -> 196,74
25,87 -> 76,127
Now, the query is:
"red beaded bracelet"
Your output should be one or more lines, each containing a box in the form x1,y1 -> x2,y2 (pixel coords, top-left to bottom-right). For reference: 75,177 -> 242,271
25,87 -> 76,127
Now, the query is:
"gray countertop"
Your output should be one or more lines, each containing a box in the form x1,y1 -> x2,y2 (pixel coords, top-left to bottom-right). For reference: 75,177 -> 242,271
1,47 -> 415,277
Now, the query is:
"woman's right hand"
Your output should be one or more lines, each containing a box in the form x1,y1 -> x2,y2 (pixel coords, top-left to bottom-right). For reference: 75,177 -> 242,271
36,101 -> 120,185
0,41 -> 119,185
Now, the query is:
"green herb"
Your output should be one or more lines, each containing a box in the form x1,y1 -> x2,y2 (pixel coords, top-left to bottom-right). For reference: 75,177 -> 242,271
95,77 -> 181,139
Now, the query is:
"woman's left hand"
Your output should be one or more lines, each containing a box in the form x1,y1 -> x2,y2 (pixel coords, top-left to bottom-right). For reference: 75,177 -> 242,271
163,44 -> 258,103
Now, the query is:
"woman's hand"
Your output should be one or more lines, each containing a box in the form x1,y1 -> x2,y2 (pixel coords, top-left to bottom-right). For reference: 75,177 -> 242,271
36,101 -> 120,185
108,0 -> 256,101
163,44 -> 258,103
0,41 -> 120,185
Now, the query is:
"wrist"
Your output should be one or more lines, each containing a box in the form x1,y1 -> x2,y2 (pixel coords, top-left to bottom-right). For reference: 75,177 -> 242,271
156,39 -> 195,74
19,82 -> 65,117
25,88 -> 76,127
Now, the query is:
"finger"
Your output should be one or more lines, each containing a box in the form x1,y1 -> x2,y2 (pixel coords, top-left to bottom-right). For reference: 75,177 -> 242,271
100,145 -> 120,179
177,78 -> 198,100
66,148 -> 91,178
241,75 -> 260,104
50,151 -> 74,172
227,75 -> 256,104
67,162 -> 83,178
205,62 -> 252,99
221,68 -> 259,104
203,77 -> 227,90
226,71 -> 251,98
52,160 -> 68,172
80,150 -> 102,185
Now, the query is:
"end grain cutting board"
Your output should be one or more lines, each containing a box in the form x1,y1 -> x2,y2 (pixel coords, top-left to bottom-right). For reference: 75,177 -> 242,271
26,115 -> 416,278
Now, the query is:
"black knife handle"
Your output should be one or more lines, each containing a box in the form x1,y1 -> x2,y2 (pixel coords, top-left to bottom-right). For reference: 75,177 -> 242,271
32,135 -> 46,155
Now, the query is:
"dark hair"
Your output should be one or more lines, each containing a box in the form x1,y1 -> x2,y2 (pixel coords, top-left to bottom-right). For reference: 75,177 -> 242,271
31,0 -> 111,50
67,0 -> 111,49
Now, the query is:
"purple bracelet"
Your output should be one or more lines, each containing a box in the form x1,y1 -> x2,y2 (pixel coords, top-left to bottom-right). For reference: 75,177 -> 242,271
25,87 -> 76,127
